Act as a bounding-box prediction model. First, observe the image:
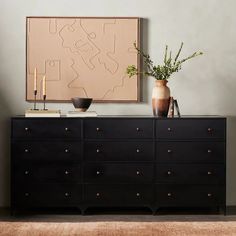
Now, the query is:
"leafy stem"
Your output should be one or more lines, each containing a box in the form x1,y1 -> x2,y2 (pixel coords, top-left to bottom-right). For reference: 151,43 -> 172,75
126,42 -> 203,80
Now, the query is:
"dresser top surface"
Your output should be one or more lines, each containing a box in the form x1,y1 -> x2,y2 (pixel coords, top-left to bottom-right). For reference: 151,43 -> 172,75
12,115 -> 226,119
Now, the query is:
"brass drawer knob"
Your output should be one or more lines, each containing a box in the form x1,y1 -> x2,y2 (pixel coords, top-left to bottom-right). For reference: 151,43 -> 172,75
96,192 -> 100,197
167,149 -> 172,153
207,149 -> 212,153
167,193 -> 172,197
167,171 -> 172,175
24,170 -> 29,175
96,171 -> 100,175
136,149 -> 140,153
207,171 -> 212,175
207,193 -> 212,197
207,128 -> 213,132
136,171 -> 140,175
136,193 -> 140,197
96,127 -> 100,131
167,127 -> 172,131
65,192 -> 69,197
64,149 -> 69,153
24,127 -> 29,131
24,149 -> 29,153
65,170 -> 69,175
25,192 -> 29,197
96,149 -> 100,153
64,127 -> 69,131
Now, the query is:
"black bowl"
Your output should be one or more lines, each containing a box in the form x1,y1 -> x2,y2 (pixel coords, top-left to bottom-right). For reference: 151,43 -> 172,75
71,97 -> 93,112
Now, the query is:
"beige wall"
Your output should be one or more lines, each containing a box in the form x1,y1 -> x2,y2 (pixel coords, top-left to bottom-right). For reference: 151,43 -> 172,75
0,0 -> 236,207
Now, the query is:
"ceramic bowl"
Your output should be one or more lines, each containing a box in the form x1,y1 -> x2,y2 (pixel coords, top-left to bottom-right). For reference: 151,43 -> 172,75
71,97 -> 93,112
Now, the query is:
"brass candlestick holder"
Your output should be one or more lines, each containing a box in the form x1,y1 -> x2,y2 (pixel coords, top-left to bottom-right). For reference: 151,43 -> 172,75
43,95 -> 47,110
33,90 -> 38,110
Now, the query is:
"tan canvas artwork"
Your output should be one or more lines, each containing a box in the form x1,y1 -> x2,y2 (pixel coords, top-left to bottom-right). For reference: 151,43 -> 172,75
26,17 -> 140,102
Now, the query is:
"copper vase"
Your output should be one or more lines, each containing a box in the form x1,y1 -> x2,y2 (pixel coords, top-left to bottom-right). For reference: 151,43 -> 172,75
152,80 -> 170,117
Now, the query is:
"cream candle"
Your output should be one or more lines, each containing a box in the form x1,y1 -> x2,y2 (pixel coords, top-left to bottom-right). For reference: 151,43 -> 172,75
42,76 -> 46,96
34,67 -> 37,91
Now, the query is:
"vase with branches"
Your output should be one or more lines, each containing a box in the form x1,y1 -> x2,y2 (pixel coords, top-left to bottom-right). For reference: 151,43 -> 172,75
126,42 -> 203,116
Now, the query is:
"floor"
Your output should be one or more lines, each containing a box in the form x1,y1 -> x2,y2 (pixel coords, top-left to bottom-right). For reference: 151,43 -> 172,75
1,208 -> 236,236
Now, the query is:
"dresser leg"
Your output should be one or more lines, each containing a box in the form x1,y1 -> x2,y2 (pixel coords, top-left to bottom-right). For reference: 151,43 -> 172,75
10,208 -> 16,216
80,207 -> 87,215
150,207 -> 156,215
218,206 -> 227,215
223,206 -> 227,216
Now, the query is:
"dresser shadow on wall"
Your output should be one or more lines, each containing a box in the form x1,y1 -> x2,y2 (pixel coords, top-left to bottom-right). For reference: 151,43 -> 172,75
139,18 -> 149,103
0,90 -> 13,207
226,116 -> 236,206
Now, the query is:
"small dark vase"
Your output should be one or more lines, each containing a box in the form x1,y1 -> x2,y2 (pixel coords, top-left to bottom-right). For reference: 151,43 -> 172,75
152,80 -> 170,117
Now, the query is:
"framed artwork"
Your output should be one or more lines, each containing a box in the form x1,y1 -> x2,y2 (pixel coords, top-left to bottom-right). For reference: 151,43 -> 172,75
26,17 -> 140,102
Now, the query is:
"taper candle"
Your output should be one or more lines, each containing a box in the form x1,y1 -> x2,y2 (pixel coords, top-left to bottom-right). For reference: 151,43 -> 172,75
42,76 -> 46,96
34,67 -> 37,91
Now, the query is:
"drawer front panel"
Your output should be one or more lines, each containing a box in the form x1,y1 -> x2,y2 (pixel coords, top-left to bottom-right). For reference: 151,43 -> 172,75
12,119 -> 82,139
156,164 -> 225,184
157,142 -> 225,163
84,141 -> 154,161
156,184 -> 225,207
84,119 -> 154,139
84,184 -> 153,205
12,184 -> 82,207
12,141 -> 82,161
84,164 -> 154,183
14,164 -> 82,183
156,119 -> 225,140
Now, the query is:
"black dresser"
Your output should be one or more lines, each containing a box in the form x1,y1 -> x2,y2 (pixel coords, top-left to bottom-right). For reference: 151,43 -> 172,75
11,116 -> 226,214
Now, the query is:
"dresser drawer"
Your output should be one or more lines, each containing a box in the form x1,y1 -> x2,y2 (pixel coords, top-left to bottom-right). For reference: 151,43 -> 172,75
14,164 -> 82,183
12,118 -> 82,139
84,164 -> 154,183
156,119 -> 226,140
156,164 -> 225,184
12,141 -> 82,161
156,184 -> 224,207
156,142 -> 225,163
12,184 -> 82,207
84,184 -> 153,205
84,118 -> 154,139
84,141 -> 154,161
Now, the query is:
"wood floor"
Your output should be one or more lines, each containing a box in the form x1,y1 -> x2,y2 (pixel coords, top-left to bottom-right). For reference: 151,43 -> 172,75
1,208 -> 236,236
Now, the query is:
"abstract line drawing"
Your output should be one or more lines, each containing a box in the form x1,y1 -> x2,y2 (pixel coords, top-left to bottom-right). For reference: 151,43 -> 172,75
103,19 -> 116,34
26,17 -> 140,102
59,19 -> 100,70
68,59 -> 89,98
98,35 -> 119,75
49,19 -> 57,34
101,75 -> 126,100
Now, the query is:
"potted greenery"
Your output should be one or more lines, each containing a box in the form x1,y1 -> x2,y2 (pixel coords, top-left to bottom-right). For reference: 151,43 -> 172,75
126,42 -> 203,116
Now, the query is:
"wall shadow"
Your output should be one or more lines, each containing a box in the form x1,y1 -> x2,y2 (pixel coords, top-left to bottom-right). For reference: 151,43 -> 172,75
226,116 -> 236,206
0,86 -> 13,207
140,18 -> 149,103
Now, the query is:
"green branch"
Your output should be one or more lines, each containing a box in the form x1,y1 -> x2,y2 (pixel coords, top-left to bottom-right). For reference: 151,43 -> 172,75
126,42 -> 203,80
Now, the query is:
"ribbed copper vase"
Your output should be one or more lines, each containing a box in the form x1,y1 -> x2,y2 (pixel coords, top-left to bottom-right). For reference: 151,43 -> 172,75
152,80 -> 170,117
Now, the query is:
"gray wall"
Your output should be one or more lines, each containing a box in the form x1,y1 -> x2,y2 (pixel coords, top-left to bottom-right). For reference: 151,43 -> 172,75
0,0 -> 235,207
